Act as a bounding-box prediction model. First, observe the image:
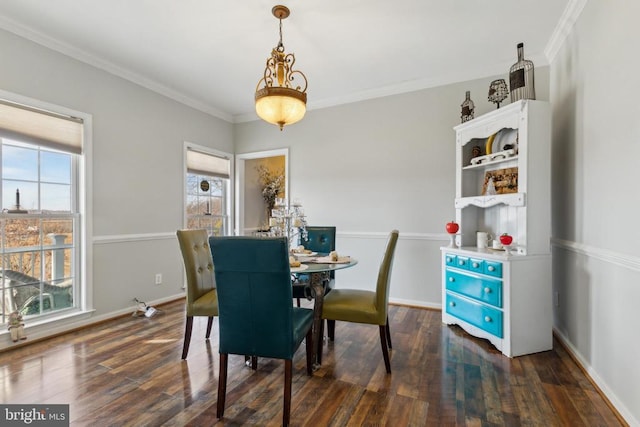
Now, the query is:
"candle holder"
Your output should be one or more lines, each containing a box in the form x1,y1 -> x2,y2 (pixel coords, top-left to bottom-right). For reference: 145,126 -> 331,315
269,199 -> 307,249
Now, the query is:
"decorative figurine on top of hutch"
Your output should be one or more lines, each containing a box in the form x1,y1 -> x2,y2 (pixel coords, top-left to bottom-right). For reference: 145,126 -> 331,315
488,79 -> 509,108
460,91 -> 475,123
442,99 -> 552,358
509,42 -> 536,102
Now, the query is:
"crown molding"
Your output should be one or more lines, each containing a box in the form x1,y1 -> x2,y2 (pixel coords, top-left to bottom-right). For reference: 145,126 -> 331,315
544,0 -> 588,63
0,16 -> 233,123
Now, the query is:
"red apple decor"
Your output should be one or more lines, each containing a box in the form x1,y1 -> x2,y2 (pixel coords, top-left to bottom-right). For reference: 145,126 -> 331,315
446,221 -> 459,247
499,233 -> 513,245
499,233 -> 513,255
446,221 -> 459,234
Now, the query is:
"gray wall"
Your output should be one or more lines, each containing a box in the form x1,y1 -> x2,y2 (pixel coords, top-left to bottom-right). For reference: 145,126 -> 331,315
3,4 -> 637,423
0,28 -> 233,332
549,1 -> 640,424
235,70 -> 550,307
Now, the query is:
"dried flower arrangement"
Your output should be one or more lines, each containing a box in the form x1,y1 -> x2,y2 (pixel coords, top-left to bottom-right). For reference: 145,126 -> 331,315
256,165 -> 285,212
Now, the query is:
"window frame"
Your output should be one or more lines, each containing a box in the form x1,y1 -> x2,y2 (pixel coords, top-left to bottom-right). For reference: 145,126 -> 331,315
0,89 -> 92,329
183,142 -> 233,237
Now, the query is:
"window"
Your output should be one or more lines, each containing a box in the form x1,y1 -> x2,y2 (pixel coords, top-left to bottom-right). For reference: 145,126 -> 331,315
185,145 -> 232,236
0,98 -> 84,324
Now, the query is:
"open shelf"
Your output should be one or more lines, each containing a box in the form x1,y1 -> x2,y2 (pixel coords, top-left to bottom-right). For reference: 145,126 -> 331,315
463,152 -> 518,170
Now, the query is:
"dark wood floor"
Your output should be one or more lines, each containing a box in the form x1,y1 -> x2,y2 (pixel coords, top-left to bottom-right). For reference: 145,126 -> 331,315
0,299 -> 625,426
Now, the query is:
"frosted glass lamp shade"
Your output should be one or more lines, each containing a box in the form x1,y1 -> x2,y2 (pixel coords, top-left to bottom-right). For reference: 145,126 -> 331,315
255,87 -> 306,130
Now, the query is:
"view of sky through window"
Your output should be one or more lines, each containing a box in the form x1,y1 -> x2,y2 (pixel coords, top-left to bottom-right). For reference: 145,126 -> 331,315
2,139 -> 71,212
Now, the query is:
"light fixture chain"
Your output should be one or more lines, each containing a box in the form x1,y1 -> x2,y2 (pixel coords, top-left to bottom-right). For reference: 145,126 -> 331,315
277,17 -> 284,51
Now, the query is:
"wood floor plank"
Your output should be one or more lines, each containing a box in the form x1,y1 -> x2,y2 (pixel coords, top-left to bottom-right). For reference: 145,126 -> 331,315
0,300 -> 627,426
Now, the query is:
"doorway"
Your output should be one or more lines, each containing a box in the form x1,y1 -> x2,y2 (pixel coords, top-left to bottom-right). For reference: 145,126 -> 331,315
235,149 -> 289,235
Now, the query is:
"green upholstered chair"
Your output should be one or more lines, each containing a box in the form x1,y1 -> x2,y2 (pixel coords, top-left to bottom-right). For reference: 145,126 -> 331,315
292,226 -> 336,305
209,236 -> 314,427
176,229 -> 219,360
321,229 -> 399,373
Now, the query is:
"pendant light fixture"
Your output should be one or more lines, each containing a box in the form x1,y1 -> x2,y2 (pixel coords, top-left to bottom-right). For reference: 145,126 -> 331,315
255,5 -> 308,131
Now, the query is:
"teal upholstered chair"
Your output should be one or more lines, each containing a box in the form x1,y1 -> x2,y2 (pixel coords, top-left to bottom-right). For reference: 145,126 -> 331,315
293,226 -> 336,305
302,226 -> 336,254
321,230 -> 399,373
209,236 -> 314,427
176,229 -> 218,359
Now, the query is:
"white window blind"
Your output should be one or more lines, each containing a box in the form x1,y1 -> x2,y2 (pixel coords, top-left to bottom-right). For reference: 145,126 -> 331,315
187,149 -> 230,179
0,99 -> 83,154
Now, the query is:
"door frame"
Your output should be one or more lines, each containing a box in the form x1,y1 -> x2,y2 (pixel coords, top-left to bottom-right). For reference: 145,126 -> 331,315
235,148 -> 289,235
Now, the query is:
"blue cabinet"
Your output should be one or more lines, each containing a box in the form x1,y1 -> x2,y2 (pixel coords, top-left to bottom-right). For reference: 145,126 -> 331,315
443,253 -> 504,339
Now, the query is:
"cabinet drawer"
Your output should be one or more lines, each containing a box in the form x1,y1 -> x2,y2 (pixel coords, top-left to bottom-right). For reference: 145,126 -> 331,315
445,253 -> 457,267
455,256 -> 470,270
445,292 -> 503,338
469,257 -> 484,274
445,270 -> 502,307
484,260 -> 503,278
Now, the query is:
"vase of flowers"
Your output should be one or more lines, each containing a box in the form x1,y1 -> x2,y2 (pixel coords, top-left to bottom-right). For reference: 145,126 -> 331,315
256,165 -> 284,221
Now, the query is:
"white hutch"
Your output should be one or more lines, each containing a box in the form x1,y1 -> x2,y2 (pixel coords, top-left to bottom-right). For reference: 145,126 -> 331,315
441,100 -> 552,357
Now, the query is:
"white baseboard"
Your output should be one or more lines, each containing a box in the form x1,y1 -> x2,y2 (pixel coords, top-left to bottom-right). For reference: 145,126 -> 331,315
553,327 -> 637,426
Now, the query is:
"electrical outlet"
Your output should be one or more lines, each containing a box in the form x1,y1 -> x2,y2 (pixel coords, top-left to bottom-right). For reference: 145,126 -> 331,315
155,273 -> 162,285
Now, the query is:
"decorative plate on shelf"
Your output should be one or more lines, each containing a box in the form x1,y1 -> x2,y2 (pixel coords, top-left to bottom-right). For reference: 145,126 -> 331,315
485,132 -> 498,155
493,128 -> 518,153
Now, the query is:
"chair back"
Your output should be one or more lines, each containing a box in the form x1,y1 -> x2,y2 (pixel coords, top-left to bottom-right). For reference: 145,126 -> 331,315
374,230 -> 399,323
209,236 -> 298,359
302,226 -> 336,254
177,229 -> 217,316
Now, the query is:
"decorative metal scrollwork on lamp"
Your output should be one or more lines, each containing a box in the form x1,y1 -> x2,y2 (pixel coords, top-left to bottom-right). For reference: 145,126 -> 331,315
255,5 -> 308,131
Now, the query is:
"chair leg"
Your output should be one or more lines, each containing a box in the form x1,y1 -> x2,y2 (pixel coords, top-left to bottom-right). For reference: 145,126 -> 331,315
296,298 -> 301,307
327,319 -> 335,341
305,327 -> 313,375
217,353 -> 228,418
283,359 -> 292,427
379,325 -> 391,374
385,316 -> 392,349
181,316 -> 193,359
206,316 -> 214,339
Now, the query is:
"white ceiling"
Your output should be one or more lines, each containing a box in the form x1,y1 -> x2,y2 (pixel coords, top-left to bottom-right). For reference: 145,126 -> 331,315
0,0 -> 571,123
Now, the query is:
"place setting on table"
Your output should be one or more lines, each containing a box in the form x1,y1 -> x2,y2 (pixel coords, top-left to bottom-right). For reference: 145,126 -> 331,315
289,246 -> 353,272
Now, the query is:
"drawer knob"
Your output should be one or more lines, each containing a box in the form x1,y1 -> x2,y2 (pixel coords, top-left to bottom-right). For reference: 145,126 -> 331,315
484,287 -> 491,293
459,260 -> 465,266
449,277 -> 454,282
484,316 -> 492,322
488,266 -> 495,272
472,262 -> 479,268
450,302 -> 456,307
446,257 -> 452,262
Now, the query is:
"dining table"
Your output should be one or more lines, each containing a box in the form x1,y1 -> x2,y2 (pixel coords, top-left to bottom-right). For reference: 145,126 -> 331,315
291,255 -> 358,369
